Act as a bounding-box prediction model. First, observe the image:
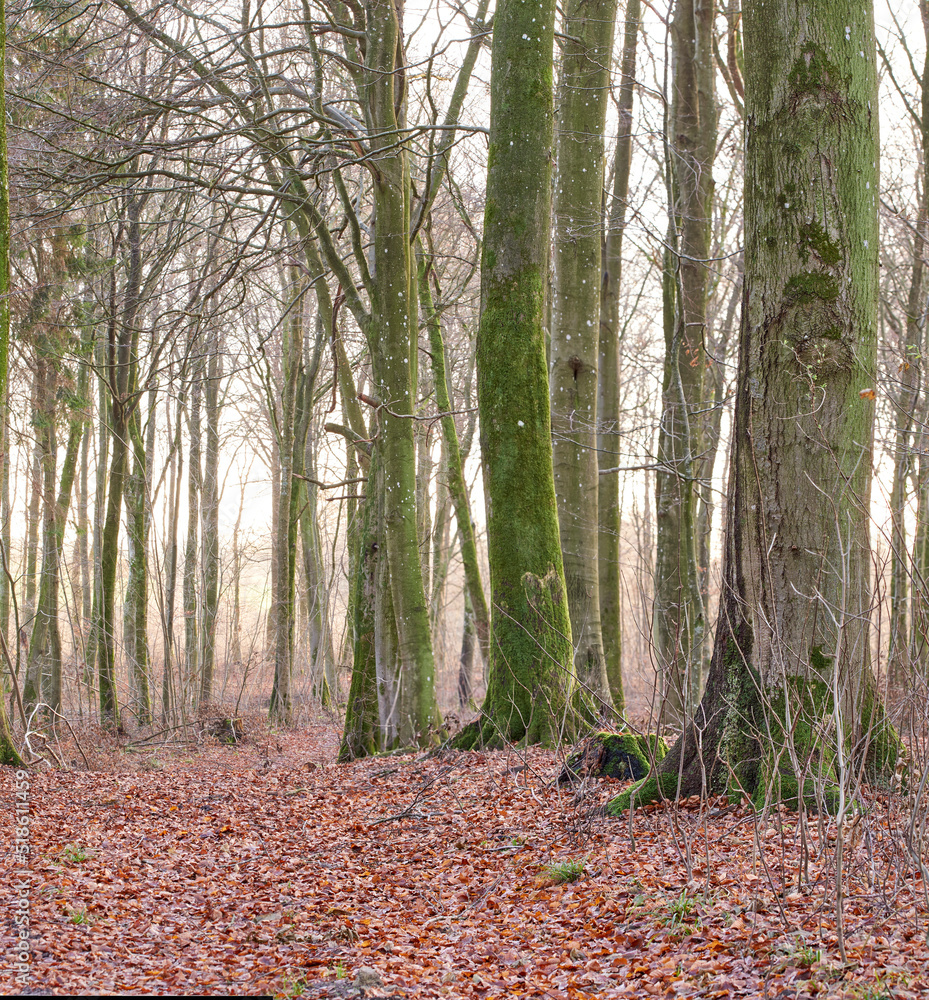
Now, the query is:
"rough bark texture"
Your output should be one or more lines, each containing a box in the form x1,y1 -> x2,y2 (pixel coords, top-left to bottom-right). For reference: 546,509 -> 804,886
653,0 -> 716,726
610,0 -> 899,814
598,0 -> 641,715
550,0 -> 618,711
453,0 -> 578,749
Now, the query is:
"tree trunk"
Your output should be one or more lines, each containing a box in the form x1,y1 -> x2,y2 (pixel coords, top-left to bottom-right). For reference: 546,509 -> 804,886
23,418 -> 41,626
890,12 -> 928,680
549,0 -> 618,711
340,440 -> 381,761
199,333 -> 221,704
25,380 -> 83,714
98,197 -> 145,727
597,0 -> 641,715
123,388 -> 154,723
454,0 -> 578,748
0,0 -> 20,765
84,334 -> 109,698
183,366 -> 201,708
611,0 -> 899,813
365,0 -> 438,746
269,270 -> 303,725
162,388 -> 183,721
418,252 -> 490,663
653,0 -> 716,725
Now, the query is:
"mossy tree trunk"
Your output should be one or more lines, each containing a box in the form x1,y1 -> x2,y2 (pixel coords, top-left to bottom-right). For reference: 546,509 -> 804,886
455,0 -> 578,748
24,368 -> 84,715
597,0 -> 641,715
364,0 -> 439,747
653,0 -> 716,727
611,0 -> 898,813
549,0 -> 618,710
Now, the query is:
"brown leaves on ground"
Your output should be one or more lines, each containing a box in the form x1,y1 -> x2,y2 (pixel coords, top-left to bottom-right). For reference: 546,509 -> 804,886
1,722 -> 928,998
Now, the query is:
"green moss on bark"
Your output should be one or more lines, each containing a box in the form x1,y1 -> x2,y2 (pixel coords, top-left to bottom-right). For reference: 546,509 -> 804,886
559,731 -> 669,784
606,772 -> 686,815
785,271 -> 840,303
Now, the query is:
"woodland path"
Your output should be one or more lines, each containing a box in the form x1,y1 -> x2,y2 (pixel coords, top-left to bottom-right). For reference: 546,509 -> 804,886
1,721 -> 927,997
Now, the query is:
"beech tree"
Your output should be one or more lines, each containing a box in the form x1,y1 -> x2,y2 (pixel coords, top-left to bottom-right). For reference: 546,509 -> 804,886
454,0 -> 579,748
612,0 -> 899,811
549,0 -> 619,709
598,0 -> 641,713
652,0 -> 716,725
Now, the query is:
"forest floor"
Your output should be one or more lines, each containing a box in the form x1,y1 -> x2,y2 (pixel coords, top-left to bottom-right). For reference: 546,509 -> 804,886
1,715 -> 929,998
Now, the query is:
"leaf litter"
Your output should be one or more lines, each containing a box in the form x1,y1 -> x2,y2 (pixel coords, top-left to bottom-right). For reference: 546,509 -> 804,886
2,719 -> 928,998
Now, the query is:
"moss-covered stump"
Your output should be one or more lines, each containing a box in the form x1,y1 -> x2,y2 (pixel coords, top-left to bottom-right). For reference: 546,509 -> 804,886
558,731 -> 669,785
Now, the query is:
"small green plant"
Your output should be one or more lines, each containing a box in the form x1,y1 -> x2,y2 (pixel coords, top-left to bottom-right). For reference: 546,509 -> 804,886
848,986 -> 894,1000
333,960 -> 348,980
60,843 -> 91,865
662,889 -> 698,932
279,971 -> 307,997
792,944 -> 822,968
541,858 -> 585,884
66,905 -> 90,925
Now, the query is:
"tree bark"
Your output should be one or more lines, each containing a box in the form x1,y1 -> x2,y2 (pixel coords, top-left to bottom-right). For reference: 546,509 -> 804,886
454,0 -> 578,748
199,332 -> 221,704
598,0 -> 641,715
0,0 -> 20,765
611,0 -> 899,813
364,0 -> 439,746
550,0 -> 618,711
653,0 -> 716,725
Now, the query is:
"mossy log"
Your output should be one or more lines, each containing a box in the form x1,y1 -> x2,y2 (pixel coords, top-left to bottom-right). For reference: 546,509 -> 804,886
558,731 -> 669,784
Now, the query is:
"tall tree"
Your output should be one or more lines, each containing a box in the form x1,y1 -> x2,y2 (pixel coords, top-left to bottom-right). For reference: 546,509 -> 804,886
598,0 -> 642,714
549,0 -> 619,710
611,0 -> 899,811
0,0 -> 23,765
454,0 -> 579,748
652,0 -> 717,725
